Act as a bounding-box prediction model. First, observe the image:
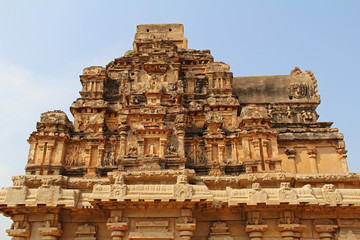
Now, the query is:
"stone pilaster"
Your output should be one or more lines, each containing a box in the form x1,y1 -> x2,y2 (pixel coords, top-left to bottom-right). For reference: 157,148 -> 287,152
252,139 -> 261,161
38,213 -> 62,240
84,144 -> 91,167
37,143 -> 46,165
218,142 -> 225,165
176,223 -> 196,240
314,224 -> 338,240
106,210 -> 128,240
6,214 -> 31,240
176,208 -> 196,240
177,130 -> 185,158
27,142 -> 36,164
284,149 -> 297,173
138,139 -> 144,159
307,149 -> 318,174
277,223 -> 305,240
160,138 -> 167,158
246,211 -> 267,240
246,224 -> 268,240
206,143 -> 212,164
97,144 -> 105,167
45,143 -> 54,165
336,148 -> 349,173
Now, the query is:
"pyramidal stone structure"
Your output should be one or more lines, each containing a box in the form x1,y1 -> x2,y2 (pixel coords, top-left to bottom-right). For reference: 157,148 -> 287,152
1,23 -> 359,240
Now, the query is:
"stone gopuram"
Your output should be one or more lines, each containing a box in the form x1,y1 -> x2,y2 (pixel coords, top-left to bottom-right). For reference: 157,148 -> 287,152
1,23 -> 359,240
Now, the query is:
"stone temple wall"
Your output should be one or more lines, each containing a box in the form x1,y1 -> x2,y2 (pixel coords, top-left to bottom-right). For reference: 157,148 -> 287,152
1,23 -> 359,240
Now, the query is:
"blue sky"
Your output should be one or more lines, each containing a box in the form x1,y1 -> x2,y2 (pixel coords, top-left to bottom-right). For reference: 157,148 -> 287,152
0,1 -> 359,238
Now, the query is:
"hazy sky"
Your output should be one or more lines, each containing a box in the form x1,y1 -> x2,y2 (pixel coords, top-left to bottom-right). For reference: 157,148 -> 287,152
0,1 -> 359,238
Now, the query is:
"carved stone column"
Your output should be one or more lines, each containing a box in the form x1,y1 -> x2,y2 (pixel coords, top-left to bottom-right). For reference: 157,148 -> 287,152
262,139 -> 270,171
252,139 -> 261,161
206,143 -> 212,164
242,137 -> 251,161
278,224 -> 305,240
106,210 -> 128,240
261,139 -> 269,159
53,140 -> 65,165
37,143 -> 46,165
38,213 -> 62,240
284,149 -> 297,173
231,140 -> 237,163
27,142 -> 36,164
246,211 -> 267,240
6,214 -> 31,240
138,139 -> 144,159
159,138 -> 167,158
246,224 -> 268,240
314,224 -> 338,240
176,223 -> 196,240
278,211 -> 305,240
218,142 -> 225,165
176,208 -> 196,240
97,144 -> 105,167
45,143 -> 54,165
177,130 -> 185,158
307,149 -> 318,174
84,144 -> 91,167
208,76 -> 214,89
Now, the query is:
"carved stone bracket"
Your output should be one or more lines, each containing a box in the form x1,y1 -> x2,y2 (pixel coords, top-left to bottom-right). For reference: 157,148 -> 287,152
106,211 -> 128,240
38,213 -> 62,240
246,224 -> 268,240
245,211 -> 267,239
278,223 -> 305,240
336,146 -> 349,173
307,149 -> 318,174
176,208 -> 196,240
176,223 -> 196,240
6,214 -> 31,240
314,224 -> 338,240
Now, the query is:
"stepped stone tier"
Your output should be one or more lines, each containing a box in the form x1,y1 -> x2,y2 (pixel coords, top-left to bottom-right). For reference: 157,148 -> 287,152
1,23 -> 359,240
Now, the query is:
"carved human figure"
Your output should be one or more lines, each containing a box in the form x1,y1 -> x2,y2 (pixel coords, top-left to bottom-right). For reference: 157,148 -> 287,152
196,147 -> 205,164
286,105 -> 293,122
167,144 -> 177,155
301,110 -> 313,123
128,145 -> 138,156
103,145 -> 115,166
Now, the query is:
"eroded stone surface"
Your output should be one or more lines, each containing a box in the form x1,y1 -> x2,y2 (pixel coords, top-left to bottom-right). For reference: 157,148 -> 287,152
0,23 -> 358,240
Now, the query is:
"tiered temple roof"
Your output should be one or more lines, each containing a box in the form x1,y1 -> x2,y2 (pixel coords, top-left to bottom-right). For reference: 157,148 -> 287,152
1,24 -> 359,240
